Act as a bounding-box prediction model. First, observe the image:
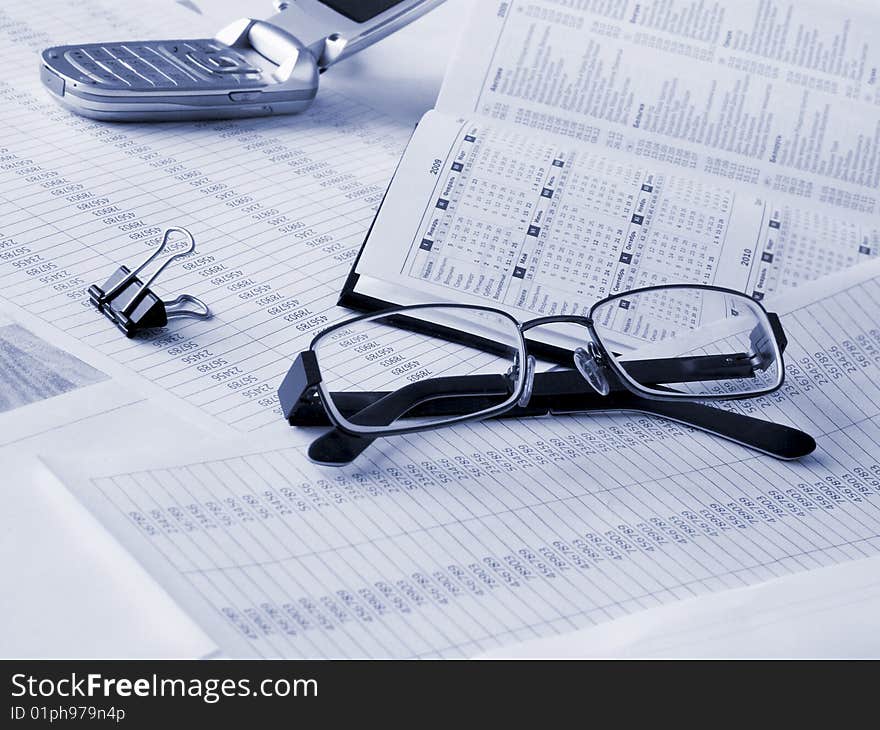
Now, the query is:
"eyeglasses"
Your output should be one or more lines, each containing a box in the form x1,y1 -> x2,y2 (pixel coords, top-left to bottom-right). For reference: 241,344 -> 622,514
278,284 -> 816,465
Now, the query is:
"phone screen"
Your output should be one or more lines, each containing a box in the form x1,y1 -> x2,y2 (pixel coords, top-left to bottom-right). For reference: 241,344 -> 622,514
319,0 -> 408,23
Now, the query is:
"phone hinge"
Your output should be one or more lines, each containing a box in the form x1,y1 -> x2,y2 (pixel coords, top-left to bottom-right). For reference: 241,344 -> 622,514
215,18 -> 319,85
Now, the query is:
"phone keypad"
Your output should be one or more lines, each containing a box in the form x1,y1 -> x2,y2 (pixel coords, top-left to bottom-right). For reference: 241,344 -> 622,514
63,41 -> 264,90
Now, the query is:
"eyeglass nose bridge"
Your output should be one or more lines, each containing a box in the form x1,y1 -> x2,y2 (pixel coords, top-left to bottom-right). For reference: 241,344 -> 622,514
519,313 -> 611,399
574,341 -> 611,396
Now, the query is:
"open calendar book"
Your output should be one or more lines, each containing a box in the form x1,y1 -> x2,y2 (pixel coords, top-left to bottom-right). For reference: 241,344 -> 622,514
341,0 -> 880,319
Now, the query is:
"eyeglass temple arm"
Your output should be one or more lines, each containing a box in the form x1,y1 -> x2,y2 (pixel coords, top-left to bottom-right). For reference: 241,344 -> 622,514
611,312 -> 786,377
278,350 -> 511,426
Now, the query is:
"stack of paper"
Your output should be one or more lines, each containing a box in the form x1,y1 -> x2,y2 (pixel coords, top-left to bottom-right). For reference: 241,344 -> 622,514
2,0 -> 879,657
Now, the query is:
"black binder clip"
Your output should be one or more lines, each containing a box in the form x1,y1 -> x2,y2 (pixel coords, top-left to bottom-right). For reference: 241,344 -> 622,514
88,227 -> 212,337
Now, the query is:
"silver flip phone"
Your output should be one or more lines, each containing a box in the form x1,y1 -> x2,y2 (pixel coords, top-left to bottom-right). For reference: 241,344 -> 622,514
40,0 -> 445,121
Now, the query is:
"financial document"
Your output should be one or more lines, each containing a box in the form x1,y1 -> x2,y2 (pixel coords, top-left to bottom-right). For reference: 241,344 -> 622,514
0,315 -> 106,413
5,0 -> 880,658
49,259 -> 880,657
0,302 -> 219,657
1,453 -> 218,659
0,0 -> 413,435
0,303 -> 142,446
480,553 -> 880,657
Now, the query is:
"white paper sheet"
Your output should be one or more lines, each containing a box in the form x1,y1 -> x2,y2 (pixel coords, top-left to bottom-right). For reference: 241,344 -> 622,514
1,454 -> 218,658
46,258 -> 880,657
479,553 -> 880,658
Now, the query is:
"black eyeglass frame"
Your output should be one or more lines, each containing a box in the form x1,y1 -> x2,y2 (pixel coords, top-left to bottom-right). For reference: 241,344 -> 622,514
280,284 -> 788,441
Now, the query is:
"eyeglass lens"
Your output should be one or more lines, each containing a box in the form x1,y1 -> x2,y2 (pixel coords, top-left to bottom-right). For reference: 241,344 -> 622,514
591,286 -> 782,397
312,306 -> 526,434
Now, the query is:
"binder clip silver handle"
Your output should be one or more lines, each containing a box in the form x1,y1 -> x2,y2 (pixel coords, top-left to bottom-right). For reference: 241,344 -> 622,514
88,227 -> 212,337
165,293 -> 212,320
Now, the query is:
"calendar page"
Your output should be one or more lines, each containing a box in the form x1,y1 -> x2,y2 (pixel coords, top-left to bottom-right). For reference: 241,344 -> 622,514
351,111 -> 878,322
